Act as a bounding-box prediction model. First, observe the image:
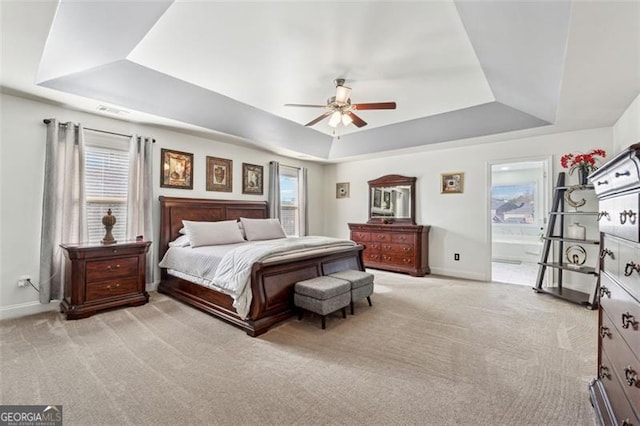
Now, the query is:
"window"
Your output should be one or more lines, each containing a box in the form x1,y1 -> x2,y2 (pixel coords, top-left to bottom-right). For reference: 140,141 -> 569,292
84,133 -> 130,242
278,165 -> 301,236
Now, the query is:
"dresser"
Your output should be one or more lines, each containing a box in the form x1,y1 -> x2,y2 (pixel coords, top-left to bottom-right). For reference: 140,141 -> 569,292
348,223 -> 430,276
589,143 -> 640,425
59,240 -> 151,319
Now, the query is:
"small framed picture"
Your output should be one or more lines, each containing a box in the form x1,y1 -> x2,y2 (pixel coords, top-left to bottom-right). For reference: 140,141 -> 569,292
161,149 -> 193,189
336,182 -> 350,199
242,163 -> 263,195
206,156 -> 232,192
383,191 -> 391,209
441,172 -> 464,194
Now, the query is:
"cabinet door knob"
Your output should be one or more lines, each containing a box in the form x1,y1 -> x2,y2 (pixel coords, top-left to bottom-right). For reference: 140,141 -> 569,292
600,248 -> 614,259
403,247 -> 410,252
597,180 -> 608,186
599,286 -> 611,298
622,312 -> 637,329
615,170 -> 631,178
599,326 -> 611,339
624,366 -> 638,387
112,249 -> 118,253
107,264 -> 121,271
597,211 -> 610,221
624,261 -> 640,276
621,420 -> 632,426
598,365 -> 610,379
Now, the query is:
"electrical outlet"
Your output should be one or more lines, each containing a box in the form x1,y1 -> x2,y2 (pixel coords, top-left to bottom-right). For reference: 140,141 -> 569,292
17,275 -> 31,287
454,253 -> 460,261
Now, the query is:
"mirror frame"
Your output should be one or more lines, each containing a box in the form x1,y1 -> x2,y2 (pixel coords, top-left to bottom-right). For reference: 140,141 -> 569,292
367,174 -> 416,225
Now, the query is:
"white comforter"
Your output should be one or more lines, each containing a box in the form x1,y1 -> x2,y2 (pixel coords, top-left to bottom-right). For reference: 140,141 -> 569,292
159,236 -> 356,318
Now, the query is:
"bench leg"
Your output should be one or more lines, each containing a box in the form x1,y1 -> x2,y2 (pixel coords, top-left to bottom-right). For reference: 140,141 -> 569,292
321,316 -> 326,329
342,307 -> 347,319
367,296 -> 372,306
298,309 -> 303,320
350,301 -> 354,315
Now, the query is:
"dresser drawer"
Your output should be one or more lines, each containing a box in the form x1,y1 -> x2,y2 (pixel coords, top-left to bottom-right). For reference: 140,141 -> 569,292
390,233 -> 413,244
371,232 -> 391,242
361,241 -> 381,253
380,253 -> 415,267
380,242 -> 414,256
616,193 -> 640,242
600,349 -> 640,425
351,231 -> 371,243
601,234 -> 620,278
363,251 -> 381,263
601,314 -> 640,419
86,277 -> 139,302
600,273 -> 640,351
593,156 -> 640,197
618,239 -> 640,302
86,257 -> 138,283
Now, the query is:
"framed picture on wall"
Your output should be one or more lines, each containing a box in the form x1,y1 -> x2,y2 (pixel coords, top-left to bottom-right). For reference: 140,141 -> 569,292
206,156 -> 232,192
336,182 -> 350,199
242,163 -> 263,195
441,172 -> 464,194
161,148 -> 193,189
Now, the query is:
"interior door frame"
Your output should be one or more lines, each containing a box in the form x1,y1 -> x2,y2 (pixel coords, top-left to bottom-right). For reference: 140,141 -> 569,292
486,155 -> 553,282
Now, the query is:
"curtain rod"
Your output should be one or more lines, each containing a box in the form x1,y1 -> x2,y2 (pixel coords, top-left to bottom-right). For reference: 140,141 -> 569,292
42,119 -> 156,143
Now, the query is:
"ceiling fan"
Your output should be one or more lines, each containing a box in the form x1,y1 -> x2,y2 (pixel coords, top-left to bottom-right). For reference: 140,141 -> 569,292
285,78 -> 397,129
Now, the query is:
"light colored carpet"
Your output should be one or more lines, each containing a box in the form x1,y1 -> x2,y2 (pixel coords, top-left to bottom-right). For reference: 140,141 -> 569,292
0,271 -> 597,425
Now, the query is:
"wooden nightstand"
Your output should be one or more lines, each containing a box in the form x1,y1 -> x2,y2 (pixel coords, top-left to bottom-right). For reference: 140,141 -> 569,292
59,240 -> 151,319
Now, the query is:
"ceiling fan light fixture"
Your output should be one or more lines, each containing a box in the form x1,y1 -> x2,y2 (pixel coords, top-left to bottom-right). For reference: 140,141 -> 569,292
342,113 -> 353,126
328,111 -> 342,127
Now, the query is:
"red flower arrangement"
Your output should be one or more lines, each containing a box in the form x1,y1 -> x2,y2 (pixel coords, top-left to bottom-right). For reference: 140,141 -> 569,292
560,148 -> 606,175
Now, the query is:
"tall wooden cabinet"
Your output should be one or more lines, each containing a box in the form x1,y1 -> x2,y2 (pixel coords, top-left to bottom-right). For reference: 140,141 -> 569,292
589,144 -> 640,425
348,223 -> 430,277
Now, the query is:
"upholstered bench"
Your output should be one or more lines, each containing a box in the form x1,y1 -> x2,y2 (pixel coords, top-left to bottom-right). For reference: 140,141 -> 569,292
329,270 -> 374,314
294,276 -> 351,329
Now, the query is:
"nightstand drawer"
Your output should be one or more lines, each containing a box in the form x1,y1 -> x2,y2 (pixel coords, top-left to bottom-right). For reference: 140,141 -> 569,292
86,277 -> 139,301
86,257 -> 138,283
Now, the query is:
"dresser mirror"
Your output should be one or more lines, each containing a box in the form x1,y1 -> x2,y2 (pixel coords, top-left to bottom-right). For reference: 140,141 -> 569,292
367,175 -> 416,225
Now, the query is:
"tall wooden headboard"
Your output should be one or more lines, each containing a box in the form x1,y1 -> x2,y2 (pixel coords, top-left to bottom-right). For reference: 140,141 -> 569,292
158,196 -> 268,259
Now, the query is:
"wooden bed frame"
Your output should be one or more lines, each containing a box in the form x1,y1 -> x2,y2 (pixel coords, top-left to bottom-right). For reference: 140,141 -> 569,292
158,196 -> 365,336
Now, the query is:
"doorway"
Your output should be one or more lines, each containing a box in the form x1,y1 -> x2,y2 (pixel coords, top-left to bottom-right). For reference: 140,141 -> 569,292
490,159 -> 550,286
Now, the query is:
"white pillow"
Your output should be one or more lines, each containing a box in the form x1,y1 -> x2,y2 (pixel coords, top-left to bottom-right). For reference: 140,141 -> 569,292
240,218 -> 287,241
182,220 -> 246,248
168,234 -> 190,248
178,227 -> 186,235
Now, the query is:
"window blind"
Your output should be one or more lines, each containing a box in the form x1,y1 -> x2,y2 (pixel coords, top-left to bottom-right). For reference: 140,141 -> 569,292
279,165 -> 300,236
85,145 -> 129,242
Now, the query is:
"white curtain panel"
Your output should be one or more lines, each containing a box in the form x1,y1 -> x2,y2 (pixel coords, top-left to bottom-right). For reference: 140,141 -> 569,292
300,167 -> 309,236
126,135 -> 154,283
268,161 -> 280,220
39,120 -> 87,303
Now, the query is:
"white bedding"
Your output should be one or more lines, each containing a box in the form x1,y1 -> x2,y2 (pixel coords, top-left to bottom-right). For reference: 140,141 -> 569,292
159,236 -> 356,318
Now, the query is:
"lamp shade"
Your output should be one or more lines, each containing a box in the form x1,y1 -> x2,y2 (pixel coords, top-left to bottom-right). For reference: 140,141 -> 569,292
328,111 -> 342,127
342,113 -> 353,126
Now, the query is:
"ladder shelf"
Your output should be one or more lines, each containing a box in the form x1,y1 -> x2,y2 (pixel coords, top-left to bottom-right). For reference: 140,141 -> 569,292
533,172 -> 600,309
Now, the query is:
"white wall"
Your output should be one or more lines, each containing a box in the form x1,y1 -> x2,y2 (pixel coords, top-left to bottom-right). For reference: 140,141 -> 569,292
613,93 -> 640,153
324,127 -> 613,281
0,93 -> 325,318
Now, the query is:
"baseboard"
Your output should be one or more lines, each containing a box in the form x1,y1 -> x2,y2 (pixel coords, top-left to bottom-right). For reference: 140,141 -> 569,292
429,267 -> 487,282
0,300 -> 59,321
146,280 -> 160,292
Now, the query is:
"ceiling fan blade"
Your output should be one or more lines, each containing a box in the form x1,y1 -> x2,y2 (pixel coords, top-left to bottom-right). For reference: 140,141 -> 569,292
346,112 -> 367,128
353,102 -> 397,110
284,103 -> 326,108
305,111 -> 333,126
